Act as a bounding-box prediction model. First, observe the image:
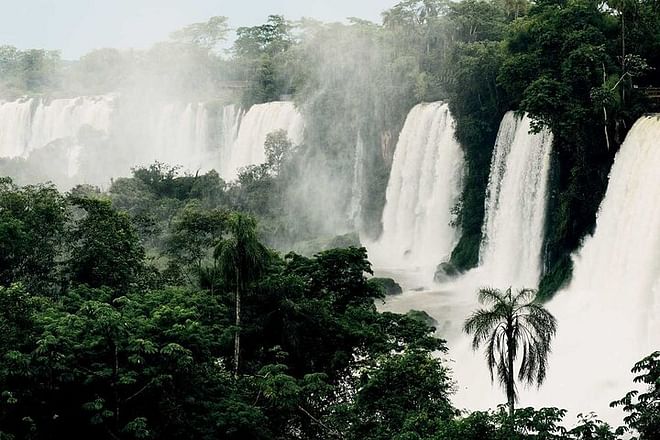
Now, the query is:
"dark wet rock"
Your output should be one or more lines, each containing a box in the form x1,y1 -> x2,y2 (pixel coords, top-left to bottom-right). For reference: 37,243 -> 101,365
370,277 -> 403,296
406,309 -> 438,327
434,261 -> 461,283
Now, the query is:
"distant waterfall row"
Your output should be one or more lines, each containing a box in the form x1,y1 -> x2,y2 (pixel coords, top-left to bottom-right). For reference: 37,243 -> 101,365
0,96 -> 303,183
0,96 -> 114,159
0,96 -> 114,176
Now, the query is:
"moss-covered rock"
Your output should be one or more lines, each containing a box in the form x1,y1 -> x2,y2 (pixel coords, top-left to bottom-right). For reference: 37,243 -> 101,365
370,277 -> 403,296
433,261 -> 461,283
406,309 -> 438,328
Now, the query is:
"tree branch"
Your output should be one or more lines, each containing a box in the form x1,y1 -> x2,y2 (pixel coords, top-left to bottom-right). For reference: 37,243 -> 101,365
297,405 -> 345,440
123,379 -> 155,403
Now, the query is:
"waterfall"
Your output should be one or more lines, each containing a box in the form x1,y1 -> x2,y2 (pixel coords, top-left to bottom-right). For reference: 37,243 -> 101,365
479,111 -> 553,288
222,101 -> 303,180
0,96 -> 246,182
0,97 -> 303,184
145,102 -> 210,172
0,98 -> 34,158
517,115 -> 660,421
349,132 -> 365,230
368,102 -> 464,271
0,96 -> 114,174
219,104 -> 243,170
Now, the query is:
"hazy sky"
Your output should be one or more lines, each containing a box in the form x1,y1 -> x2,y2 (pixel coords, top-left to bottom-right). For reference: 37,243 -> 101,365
0,0 -> 399,59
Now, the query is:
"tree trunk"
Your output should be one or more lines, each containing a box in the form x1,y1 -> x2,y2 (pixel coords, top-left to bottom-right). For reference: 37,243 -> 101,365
112,341 -> 120,434
621,11 -> 626,104
602,63 -> 611,150
506,328 -> 515,420
233,275 -> 241,377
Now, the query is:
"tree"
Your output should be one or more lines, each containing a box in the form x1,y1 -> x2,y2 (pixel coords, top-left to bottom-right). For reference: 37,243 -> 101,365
68,197 -> 145,293
612,351 -> 660,440
214,212 -> 268,376
464,287 -> 557,418
264,129 -> 293,175
0,178 -> 68,294
170,16 -> 229,51
382,0 -> 447,29
347,349 -> 455,440
234,15 -> 292,59
0,46 -> 61,97
233,15 -> 294,105
447,0 -> 507,42
166,202 -> 227,288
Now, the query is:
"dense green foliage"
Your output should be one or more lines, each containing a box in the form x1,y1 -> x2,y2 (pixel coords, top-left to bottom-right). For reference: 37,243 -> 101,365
0,178 -> 67,294
0,178 -> 451,439
0,179 -> 656,438
611,351 -> 660,440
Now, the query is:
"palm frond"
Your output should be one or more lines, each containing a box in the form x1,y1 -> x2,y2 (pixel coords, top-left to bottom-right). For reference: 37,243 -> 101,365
464,309 -> 504,348
477,287 -> 506,306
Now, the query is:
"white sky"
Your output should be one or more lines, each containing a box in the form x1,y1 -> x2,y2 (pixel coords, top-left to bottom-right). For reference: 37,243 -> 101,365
0,0 -> 400,59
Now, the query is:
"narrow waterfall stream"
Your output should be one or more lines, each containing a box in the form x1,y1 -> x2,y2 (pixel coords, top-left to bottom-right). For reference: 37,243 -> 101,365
367,102 -> 464,275
479,111 -> 553,289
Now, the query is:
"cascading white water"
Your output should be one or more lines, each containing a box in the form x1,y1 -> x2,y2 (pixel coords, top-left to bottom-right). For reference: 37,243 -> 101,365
379,114 -> 660,427
0,98 -> 35,158
437,111 -> 554,416
368,102 -> 464,272
479,112 -> 553,288
222,101 -> 303,180
219,104 -> 243,170
0,96 -> 114,174
144,102 -> 210,172
515,115 -> 660,422
0,97 -> 303,184
349,132 -> 366,230
0,96 -> 249,182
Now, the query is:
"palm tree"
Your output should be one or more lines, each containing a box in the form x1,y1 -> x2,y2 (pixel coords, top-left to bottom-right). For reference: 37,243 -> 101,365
463,287 -> 557,418
215,212 -> 268,376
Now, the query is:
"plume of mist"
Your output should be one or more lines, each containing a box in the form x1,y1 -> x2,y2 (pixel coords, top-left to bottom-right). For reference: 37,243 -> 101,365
282,16 -> 421,241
